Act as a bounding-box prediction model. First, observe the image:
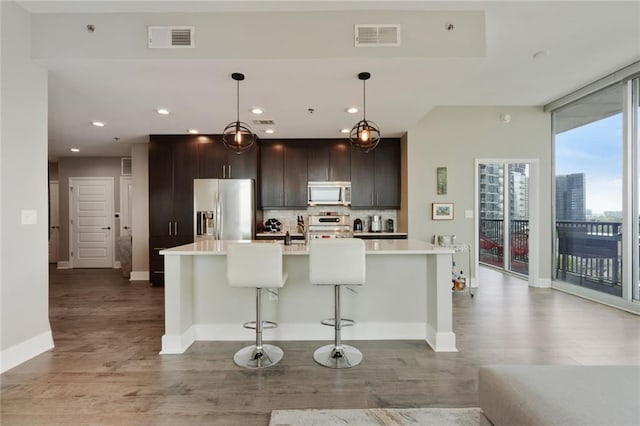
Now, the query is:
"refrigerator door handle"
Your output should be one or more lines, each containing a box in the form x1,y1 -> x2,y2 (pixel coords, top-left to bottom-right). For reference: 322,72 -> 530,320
217,192 -> 223,239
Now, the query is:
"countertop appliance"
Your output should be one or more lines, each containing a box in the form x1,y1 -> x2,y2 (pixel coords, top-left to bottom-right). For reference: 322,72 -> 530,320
194,179 -> 255,240
307,213 -> 353,240
307,181 -> 351,206
353,218 -> 363,232
386,219 -> 394,232
370,215 -> 383,232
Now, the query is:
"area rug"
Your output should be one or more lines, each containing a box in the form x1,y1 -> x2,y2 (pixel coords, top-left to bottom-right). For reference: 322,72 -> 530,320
269,407 -> 483,425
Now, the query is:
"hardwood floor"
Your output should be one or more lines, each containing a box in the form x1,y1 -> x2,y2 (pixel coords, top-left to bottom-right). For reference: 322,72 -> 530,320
2,266 -> 639,425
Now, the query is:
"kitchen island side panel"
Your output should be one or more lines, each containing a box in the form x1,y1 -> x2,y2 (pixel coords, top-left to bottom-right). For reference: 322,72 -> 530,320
160,242 -> 456,353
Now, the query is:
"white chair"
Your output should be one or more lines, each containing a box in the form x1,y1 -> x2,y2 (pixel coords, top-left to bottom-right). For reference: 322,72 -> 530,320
309,238 -> 366,368
227,242 -> 288,369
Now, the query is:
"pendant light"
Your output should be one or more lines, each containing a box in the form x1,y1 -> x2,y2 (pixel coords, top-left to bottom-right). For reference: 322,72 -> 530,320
349,72 -> 380,153
222,72 -> 256,154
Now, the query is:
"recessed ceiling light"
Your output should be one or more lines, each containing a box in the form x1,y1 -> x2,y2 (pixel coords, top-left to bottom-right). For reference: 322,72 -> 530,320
188,129 -> 199,134
264,129 -> 275,134
69,148 -> 80,152
346,107 -> 358,114
340,128 -> 350,134
156,108 -> 170,115
251,108 -> 264,115
90,121 -> 105,127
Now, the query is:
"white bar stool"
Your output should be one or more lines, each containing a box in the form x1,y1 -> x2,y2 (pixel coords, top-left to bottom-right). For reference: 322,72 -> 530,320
309,238 -> 366,368
227,242 -> 288,369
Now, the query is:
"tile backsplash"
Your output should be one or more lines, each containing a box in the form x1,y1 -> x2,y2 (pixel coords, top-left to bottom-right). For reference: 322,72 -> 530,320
261,207 -> 398,233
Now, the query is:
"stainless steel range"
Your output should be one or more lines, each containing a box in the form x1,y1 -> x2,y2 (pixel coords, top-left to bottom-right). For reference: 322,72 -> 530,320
306,213 -> 353,240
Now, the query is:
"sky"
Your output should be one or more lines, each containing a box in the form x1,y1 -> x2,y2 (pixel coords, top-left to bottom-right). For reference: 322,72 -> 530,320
555,113 -> 624,216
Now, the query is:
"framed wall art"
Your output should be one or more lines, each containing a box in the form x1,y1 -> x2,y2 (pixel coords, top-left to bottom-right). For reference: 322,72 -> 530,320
436,167 -> 447,195
432,202 -> 454,220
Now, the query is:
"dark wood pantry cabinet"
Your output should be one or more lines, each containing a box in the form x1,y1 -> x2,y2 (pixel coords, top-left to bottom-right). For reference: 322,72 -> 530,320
148,135 -> 198,286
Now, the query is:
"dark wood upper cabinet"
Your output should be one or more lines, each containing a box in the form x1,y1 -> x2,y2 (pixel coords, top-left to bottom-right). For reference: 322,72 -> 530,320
307,140 -> 350,181
374,139 -> 401,208
283,142 -> 308,207
350,148 -> 375,208
350,138 -> 401,209
198,135 -> 258,180
259,140 -> 308,209
260,141 -> 285,208
197,136 -> 227,178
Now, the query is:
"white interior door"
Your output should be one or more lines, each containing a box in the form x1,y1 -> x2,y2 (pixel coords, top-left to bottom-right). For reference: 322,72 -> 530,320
49,181 -> 59,263
70,177 -> 115,268
120,176 -> 133,236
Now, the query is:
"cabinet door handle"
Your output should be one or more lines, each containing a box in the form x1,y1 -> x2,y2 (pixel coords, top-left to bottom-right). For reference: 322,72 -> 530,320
168,222 -> 172,236
101,226 -> 111,230
376,192 -> 379,205
228,164 -> 231,178
222,165 -> 225,178
174,222 -> 178,235
371,192 -> 374,205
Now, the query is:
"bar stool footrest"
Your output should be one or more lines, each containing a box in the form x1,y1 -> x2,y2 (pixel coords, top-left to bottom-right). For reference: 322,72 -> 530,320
320,318 -> 355,328
242,320 -> 278,330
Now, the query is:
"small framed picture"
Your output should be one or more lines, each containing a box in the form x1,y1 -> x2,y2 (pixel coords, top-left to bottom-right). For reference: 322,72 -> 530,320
432,202 -> 454,220
436,167 -> 447,195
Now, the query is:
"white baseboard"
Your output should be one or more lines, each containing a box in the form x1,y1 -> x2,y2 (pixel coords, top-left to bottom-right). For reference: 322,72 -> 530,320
160,322 -> 446,354
531,277 -> 551,288
57,261 -> 71,269
0,331 -> 54,373
130,271 -> 149,281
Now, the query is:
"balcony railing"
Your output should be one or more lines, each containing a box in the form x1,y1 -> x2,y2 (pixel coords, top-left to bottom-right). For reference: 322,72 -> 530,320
555,220 -> 622,296
479,219 -> 626,296
479,219 -> 529,274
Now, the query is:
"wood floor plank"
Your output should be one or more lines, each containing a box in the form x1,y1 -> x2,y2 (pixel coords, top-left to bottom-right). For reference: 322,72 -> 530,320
1,266 -> 639,425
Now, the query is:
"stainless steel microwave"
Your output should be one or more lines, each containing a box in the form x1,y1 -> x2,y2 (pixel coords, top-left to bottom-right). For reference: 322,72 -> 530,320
307,181 -> 351,206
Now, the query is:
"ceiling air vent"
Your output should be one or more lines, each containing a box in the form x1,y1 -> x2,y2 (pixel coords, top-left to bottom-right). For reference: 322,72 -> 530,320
252,119 -> 275,125
148,26 -> 195,48
355,24 -> 401,47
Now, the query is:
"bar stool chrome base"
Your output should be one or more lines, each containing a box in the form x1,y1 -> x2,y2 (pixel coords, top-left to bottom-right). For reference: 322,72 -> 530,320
233,344 -> 284,369
313,344 -> 363,369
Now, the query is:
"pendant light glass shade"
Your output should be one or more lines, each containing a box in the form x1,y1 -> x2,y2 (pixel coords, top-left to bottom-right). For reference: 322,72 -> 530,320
350,72 -> 380,153
222,73 -> 256,154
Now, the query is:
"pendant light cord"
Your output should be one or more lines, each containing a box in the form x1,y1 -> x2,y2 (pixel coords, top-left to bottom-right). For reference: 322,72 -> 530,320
362,79 -> 367,120
236,79 -> 240,122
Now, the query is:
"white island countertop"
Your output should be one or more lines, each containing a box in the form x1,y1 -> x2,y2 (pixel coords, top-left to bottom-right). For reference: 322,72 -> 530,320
160,239 -> 454,256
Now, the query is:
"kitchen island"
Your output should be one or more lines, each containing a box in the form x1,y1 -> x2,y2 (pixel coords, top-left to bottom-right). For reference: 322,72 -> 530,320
160,239 -> 456,354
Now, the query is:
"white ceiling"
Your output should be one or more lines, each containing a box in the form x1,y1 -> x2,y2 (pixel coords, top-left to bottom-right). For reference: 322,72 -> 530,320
15,1 -> 640,160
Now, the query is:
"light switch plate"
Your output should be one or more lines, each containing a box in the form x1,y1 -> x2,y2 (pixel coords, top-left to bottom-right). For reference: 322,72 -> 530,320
21,209 -> 37,225
465,209 -> 473,219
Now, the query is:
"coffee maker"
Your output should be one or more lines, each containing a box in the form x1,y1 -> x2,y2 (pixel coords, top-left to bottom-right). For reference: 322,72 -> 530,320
386,218 -> 394,232
353,218 -> 363,232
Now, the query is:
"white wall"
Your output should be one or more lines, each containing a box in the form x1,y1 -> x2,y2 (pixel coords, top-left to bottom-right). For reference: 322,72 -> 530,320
406,106 -> 552,284
0,2 -> 53,373
131,143 -> 149,280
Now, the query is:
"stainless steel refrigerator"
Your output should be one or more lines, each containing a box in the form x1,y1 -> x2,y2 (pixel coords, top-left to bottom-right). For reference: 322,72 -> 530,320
193,179 -> 255,240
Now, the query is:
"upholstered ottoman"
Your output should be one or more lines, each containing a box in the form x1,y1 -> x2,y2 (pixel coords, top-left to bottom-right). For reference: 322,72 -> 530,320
479,365 -> 640,426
